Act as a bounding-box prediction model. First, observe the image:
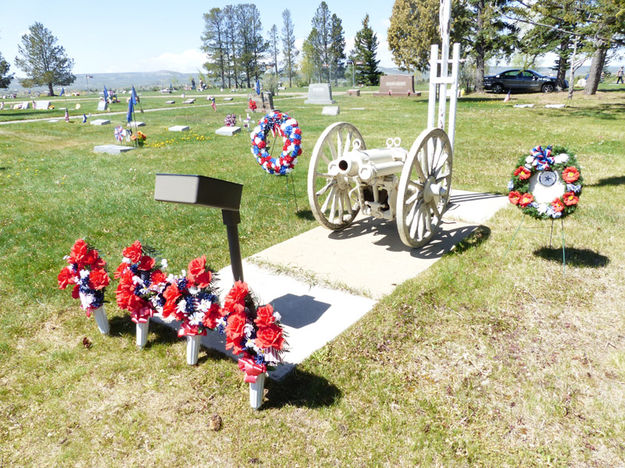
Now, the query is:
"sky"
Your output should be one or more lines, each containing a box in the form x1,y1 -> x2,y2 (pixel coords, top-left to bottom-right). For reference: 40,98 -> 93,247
0,0 -> 395,77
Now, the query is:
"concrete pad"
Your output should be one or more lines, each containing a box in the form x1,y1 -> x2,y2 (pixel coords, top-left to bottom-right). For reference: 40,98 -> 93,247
444,189 -> 508,224
182,98 -> 195,104
93,144 -> 134,154
322,105 -> 340,116
545,104 -> 565,109
165,100 -> 175,104
128,121 -> 145,127
223,97 -> 233,101
250,217 -> 477,299
215,126 -> 241,136
90,119 -> 111,126
168,125 -> 189,132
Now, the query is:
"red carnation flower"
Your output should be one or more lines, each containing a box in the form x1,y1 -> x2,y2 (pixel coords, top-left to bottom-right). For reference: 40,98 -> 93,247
519,193 -> 534,207
254,304 -> 276,327
188,255 -> 206,278
202,303 -> 223,329
256,323 -> 284,351
122,240 -> 143,263
114,262 -> 129,279
562,166 -> 580,183
137,255 -> 155,271
224,281 -> 249,312
163,282 -> 181,304
508,191 -> 521,205
69,239 -> 89,266
89,268 -> 110,291
57,267 -> 75,289
514,166 -> 532,180
562,191 -> 579,206
151,270 -> 167,286
551,198 -> 565,212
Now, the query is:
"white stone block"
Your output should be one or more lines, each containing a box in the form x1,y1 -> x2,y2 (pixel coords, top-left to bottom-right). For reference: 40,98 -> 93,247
90,119 -> 111,126
321,105 -> 340,116
215,126 -> 241,136
93,144 -> 134,154
169,125 -> 190,132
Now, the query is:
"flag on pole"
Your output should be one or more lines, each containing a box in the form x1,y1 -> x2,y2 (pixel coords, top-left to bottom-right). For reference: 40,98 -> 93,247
211,97 -> 216,112
59,87 -> 65,96
64,108 -> 69,122
103,86 -> 109,102
131,86 -> 138,105
126,97 -> 134,123
255,79 -> 261,95
503,91 -> 511,102
82,114 -> 87,123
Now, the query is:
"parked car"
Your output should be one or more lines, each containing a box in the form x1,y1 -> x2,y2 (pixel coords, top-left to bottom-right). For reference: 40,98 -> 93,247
483,69 -> 566,93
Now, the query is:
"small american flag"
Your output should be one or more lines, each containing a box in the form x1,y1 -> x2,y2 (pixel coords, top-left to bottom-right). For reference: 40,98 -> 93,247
211,98 -> 216,112
64,108 -> 70,122
503,91 -> 511,102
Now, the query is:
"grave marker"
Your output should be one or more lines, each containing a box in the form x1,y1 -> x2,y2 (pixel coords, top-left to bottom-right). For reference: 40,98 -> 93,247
224,97 -> 233,101
347,89 -> 360,96
215,126 -> 241,136
96,100 -> 108,111
321,105 -> 340,116
90,119 -> 111,126
93,144 -> 135,154
374,75 -> 420,97
305,83 -> 335,104
34,100 -> 50,110
169,125 -> 190,132
165,100 -> 175,104
183,98 -> 195,104
21,101 -> 30,109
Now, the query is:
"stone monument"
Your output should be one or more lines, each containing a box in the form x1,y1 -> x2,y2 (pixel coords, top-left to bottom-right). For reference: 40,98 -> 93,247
374,75 -> 420,97
305,83 -> 335,105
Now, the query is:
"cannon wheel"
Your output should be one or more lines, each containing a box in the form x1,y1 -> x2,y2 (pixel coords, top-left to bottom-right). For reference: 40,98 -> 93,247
396,127 -> 453,248
308,122 -> 365,230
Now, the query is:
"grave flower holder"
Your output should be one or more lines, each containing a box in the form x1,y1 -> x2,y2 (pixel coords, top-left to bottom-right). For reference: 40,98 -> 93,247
92,306 -> 110,335
249,372 -> 266,410
136,319 -> 149,348
186,335 -> 201,365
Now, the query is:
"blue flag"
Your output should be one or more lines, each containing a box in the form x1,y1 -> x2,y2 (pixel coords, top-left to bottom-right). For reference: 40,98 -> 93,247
131,86 -> 138,105
59,87 -> 65,96
126,97 -> 134,123
255,79 -> 261,95
103,86 -> 109,102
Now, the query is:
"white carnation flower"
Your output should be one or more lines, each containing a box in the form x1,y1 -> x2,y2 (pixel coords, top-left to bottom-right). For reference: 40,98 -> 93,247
554,153 -> 569,164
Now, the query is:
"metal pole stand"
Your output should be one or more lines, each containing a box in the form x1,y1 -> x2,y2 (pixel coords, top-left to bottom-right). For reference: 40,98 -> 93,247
222,209 -> 244,282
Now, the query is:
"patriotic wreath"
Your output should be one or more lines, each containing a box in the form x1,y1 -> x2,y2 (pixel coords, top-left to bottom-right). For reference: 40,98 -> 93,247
507,145 -> 583,219
251,111 -> 302,175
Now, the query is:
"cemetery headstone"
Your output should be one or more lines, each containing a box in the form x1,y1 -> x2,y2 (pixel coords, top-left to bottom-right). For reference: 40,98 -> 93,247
34,100 -> 50,110
128,121 -> 146,127
374,75 -> 420,97
165,100 -> 175,104
305,83 -> 335,104
97,100 -> 108,111
347,89 -> 360,96
21,101 -> 30,109
321,105 -> 340,116
183,98 -> 195,104
169,125 -> 190,132
223,97 -> 233,101
215,126 -> 241,136
90,119 -> 111,126
93,144 -> 135,155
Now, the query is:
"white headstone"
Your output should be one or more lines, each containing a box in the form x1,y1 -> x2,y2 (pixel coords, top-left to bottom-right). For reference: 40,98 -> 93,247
128,121 -> 146,127
169,125 -> 190,132
321,105 -> 340,116
223,97 -> 233,101
183,98 -> 195,104
215,126 -> 241,136
90,119 -> 111,126
21,101 -> 30,109
93,144 -> 135,154
34,100 -> 50,110
545,104 -> 565,109
96,101 -> 108,111
305,83 -> 335,105
165,100 -> 175,104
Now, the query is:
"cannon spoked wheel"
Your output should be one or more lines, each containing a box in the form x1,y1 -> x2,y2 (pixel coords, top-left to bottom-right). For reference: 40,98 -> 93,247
308,122 -> 366,230
396,127 -> 453,248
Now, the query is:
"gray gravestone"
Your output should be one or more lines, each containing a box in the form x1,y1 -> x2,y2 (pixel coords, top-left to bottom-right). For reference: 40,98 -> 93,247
93,145 -> 135,154
223,97 -> 233,101
250,91 -> 274,113
347,89 -> 360,96
215,126 -> 241,136
128,121 -> 146,127
305,83 -> 335,104
20,101 -> 30,109
375,75 -> 420,96
169,125 -> 190,132
34,100 -> 50,110
182,98 -> 195,104
165,100 -> 175,104
97,100 -> 108,111
90,119 -> 111,126
321,105 -> 340,116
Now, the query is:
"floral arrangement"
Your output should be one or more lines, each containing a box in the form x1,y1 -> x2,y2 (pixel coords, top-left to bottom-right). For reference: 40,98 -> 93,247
224,114 -> 237,127
161,255 -> 222,337
131,131 -> 147,147
508,145 -> 583,219
250,111 -> 302,175
248,98 -> 257,112
58,239 -> 110,316
115,241 -> 169,324
218,281 -> 286,382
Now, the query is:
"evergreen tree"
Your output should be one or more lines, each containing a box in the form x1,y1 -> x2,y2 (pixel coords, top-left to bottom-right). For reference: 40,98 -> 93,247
311,1 -> 333,82
282,9 -> 298,87
351,14 -> 382,86
269,24 -> 279,77
329,14 -> 346,85
201,8 -> 227,89
302,29 -> 322,83
15,22 -> 75,96
0,51 -> 13,88
237,3 -> 267,88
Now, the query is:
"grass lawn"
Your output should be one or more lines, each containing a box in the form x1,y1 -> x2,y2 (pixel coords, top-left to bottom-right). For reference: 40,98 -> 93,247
1,86 -> 625,466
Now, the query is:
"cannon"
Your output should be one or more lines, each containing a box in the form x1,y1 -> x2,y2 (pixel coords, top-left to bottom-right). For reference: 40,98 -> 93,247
307,125 -> 453,248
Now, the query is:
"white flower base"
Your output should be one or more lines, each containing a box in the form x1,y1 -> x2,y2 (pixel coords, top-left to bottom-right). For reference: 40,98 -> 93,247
136,320 -> 149,348
186,335 -> 201,365
92,306 -> 109,335
249,373 -> 266,410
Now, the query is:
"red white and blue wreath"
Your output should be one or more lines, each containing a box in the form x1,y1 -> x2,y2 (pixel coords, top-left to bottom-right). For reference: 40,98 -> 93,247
250,111 -> 302,175
508,145 -> 583,219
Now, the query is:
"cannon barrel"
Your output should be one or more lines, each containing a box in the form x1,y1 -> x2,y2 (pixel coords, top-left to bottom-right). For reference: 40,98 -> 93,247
337,148 -> 407,180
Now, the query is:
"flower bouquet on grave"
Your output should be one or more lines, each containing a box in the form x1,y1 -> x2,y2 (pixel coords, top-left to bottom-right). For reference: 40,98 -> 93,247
248,98 -> 257,112
161,255 -> 222,365
131,131 -> 147,147
58,239 -> 111,334
115,241 -> 170,348
219,281 -> 286,409
224,114 -> 237,127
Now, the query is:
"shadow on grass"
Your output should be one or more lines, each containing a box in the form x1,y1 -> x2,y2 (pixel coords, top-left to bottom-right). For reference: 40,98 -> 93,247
108,315 -> 180,347
264,368 -> 342,409
296,209 -> 315,221
446,225 -> 491,255
587,176 -> 625,187
533,247 -> 610,268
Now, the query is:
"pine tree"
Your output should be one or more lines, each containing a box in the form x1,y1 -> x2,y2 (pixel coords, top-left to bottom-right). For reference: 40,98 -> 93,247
311,2 -> 333,82
281,9 -> 298,87
329,14 -> 346,85
269,24 -> 279,77
201,8 -> 227,89
351,14 -> 381,85
15,22 -> 75,96
0,51 -> 13,88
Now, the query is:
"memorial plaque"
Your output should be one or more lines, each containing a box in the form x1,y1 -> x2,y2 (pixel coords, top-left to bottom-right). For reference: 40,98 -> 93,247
21,101 -> 30,109
223,97 -> 233,101
168,125 -> 190,132
128,121 -> 146,127
93,144 -> 135,154
321,105 -> 340,116
34,100 -> 50,110
90,119 -> 111,126
165,100 -> 175,104
374,75 -> 420,97
347,89 -> 360,96
215,126 -> 241,136
183,98 -> 195,104
97,100 -> 108,111
305,83 -> 335,105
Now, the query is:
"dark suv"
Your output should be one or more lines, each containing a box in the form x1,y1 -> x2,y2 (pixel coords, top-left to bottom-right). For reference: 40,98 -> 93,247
483,69 -> 566,93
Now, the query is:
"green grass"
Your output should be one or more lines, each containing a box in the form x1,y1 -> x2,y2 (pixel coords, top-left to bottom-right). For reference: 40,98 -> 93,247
1,86 -> 625,466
